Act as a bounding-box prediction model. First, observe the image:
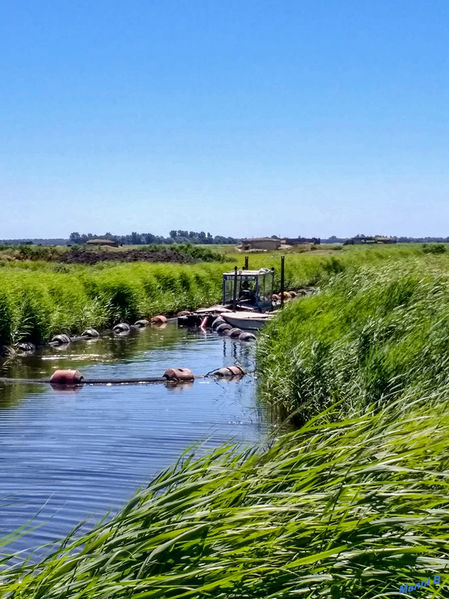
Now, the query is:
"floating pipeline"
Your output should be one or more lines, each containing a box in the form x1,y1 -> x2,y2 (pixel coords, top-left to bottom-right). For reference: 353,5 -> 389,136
6,288 -> 314,354
6,302 -> 258,355
48,316 -> 172,347
0,365 -> 247,388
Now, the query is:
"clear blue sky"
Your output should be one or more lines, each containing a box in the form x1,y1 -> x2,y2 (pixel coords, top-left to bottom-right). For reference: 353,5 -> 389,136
1,0 -> 449,239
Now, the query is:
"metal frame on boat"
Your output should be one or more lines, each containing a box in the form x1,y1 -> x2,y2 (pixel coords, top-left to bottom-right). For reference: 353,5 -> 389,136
222,267 -> 274,312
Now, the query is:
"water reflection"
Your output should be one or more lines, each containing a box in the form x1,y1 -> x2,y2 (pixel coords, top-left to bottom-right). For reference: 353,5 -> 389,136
0,324 -> 270,555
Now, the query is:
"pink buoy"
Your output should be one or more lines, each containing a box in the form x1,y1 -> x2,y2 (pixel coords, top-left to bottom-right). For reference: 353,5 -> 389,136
163,368 -> 195,382
151,315 -> 167,325
227,365 -> 245,377
50,369 -> 84,386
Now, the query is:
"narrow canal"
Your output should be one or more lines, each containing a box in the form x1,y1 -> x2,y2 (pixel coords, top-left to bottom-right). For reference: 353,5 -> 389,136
0,324 -> 271,556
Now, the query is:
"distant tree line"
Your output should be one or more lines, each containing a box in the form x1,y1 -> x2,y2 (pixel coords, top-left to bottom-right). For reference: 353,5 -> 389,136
396,236 -> 449,243
0,238 -> 69,246
2,233 -> 449,246
68,231 -> 241,245
324,235 -> 449,243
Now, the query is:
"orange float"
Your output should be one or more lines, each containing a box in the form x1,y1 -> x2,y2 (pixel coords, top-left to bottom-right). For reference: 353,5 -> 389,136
151,315 -> 168,325
50,369 -> 84,385
163,368 -> 195,382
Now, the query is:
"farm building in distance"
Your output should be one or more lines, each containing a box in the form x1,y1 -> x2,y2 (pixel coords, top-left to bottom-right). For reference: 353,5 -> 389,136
284,237 -> 321,245
241,238 -> 282,251
344,235 -> 397,245
86,238 -> 119,247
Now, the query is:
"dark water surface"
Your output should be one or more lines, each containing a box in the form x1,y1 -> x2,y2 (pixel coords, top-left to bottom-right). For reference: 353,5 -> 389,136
0,324 -> 270,555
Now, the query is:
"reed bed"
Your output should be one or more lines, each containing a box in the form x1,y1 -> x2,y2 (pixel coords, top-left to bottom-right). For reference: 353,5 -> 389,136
0,262 -> 233,346
257,253 -> 449,423
2,390 -> 449,597
0,243 -> 227,264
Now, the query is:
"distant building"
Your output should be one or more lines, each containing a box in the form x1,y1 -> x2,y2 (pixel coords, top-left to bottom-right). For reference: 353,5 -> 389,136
241,237 -> 281,251
86,238 -> 119,247
344,236 -> 397,245
375,236 -> 397,244
284,237 -> 321,245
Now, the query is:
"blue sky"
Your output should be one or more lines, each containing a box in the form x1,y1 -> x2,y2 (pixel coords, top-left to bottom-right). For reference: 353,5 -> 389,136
1,0 -> 449,239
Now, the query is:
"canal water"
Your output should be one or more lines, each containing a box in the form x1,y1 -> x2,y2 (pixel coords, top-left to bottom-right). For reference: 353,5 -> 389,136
0,324 -> 270,556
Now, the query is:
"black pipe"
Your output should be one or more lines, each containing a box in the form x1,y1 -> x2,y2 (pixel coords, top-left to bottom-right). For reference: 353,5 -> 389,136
84,377 -> 169,384
244,256 -> 249,269
233,266 -> 238,310
280,255 -> 285,309
0,378 -> 53,384
0,375 -> 211,386
0,376 -> 168,385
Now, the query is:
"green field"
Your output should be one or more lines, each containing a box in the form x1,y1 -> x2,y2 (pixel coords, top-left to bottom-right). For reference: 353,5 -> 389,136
2,244 -> 449,597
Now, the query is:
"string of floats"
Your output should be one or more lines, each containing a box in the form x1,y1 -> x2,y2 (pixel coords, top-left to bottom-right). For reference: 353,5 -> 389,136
0,365 -> 247,387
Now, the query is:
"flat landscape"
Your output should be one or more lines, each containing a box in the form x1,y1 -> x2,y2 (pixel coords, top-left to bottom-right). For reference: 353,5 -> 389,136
1,244 -> 449,597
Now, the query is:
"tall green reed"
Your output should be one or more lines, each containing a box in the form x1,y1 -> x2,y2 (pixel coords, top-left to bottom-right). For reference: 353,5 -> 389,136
2,390 -> 449,598
258,255 -> 449,422
0,261 -> 234,345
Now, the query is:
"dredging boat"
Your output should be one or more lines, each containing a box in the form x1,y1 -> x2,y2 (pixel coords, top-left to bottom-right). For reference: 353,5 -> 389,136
177,265 -> 277,330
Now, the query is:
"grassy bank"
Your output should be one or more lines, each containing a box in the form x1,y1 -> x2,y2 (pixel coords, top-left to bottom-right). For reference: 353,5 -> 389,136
0,262 -> 233,346
257,252 -> 449,423
2,391 -> 449,597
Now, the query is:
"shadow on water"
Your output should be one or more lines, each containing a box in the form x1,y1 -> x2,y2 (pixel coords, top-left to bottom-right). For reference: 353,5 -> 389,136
0,324 -> 271,556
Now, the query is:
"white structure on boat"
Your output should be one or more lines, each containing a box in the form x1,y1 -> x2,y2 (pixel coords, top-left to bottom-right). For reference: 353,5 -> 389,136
222,268 -> 274,313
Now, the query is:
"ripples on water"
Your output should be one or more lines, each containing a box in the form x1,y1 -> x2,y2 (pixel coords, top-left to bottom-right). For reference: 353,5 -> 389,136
0,324 -> 270,554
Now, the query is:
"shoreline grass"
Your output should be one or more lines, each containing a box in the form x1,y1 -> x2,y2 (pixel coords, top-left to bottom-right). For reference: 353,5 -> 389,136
257,253 -> 449,423
2,391 -> 449,597
0,261 -> 235,347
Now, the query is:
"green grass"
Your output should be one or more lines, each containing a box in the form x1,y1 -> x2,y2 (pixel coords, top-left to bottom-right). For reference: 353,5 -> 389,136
0,261 -> 235,346
2,392 -> 449,598
257,252 -> 449,423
